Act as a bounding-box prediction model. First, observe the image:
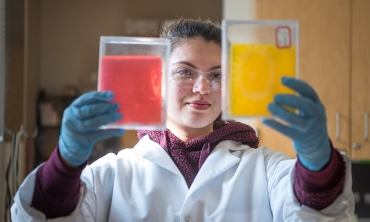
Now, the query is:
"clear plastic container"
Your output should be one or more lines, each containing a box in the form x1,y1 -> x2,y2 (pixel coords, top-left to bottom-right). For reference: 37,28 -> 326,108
98,36 -> 170,130
222,20 -> 299,121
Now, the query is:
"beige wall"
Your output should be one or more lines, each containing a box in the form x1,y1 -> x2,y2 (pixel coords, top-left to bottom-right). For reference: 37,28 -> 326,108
223,0 -> 254,20
39,0 -> 222,95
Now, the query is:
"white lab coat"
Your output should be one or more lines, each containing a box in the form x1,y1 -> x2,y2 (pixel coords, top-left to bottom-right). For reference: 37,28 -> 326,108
12,135 -> 354,222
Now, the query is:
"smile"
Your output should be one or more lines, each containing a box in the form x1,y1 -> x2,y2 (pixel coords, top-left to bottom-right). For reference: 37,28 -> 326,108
187,101 -> 211,110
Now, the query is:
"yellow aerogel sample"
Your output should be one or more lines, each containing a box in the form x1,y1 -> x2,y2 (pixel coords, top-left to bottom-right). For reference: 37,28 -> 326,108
229,44 -> 296,116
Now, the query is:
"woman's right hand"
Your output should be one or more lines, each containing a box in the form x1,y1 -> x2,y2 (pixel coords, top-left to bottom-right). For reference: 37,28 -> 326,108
58,91 -> 125,167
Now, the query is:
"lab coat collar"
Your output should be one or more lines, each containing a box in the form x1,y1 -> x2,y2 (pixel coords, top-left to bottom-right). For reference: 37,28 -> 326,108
189,140 -> 242,193
138,135 -> 183,177
138,136 -> 245,192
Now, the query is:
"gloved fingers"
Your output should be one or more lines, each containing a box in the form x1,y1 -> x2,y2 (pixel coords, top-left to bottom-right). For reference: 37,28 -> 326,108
82,111 -> 122,130
71,102 -> 119,120
70,111 -> 122,131
72,91 -> 114,107
274,94 -> 319,117
86,129 -> 126,142
267,103 -> 307,130
281,77 -> 320,103
262,118 -> 301,141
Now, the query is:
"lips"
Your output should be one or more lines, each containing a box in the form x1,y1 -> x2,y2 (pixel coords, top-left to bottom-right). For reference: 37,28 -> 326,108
187,100 -> 211,110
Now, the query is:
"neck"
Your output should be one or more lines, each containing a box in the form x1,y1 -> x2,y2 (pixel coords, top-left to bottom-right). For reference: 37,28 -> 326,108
167,121 -> 213,143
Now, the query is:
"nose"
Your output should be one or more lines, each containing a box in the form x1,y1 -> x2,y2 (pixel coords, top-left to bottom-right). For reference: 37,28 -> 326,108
192,77 -> 211,94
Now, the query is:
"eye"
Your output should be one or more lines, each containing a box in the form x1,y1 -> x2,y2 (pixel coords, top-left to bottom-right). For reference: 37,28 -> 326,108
209,71 -> 222,80
176,68 -> 196,78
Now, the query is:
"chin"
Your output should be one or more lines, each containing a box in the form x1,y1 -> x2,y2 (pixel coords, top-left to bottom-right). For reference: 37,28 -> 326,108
184,117 -> 214,129
167,109 -> 219,130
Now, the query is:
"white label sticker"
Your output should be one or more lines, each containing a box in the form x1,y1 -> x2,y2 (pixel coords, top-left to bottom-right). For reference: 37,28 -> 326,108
275,26 -> 292,48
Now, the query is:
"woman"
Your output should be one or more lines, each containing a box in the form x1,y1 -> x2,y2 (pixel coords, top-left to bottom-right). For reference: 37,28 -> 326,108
12,18 -> 354,221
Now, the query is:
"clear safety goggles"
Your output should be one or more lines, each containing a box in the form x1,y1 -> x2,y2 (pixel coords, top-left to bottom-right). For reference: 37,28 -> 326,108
169,67 -> 222,91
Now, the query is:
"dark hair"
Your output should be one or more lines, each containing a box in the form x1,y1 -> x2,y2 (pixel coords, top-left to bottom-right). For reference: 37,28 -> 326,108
158,18 -> 221,52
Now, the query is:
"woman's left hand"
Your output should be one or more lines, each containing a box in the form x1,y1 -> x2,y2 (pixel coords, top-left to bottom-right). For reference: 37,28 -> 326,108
262,77 -> 331,171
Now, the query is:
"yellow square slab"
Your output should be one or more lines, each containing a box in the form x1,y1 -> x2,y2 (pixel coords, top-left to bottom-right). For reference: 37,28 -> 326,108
229,44 -> 296,117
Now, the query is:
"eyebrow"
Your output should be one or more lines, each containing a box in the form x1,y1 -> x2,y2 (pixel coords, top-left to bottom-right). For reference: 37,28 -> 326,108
172,61 -> 221,70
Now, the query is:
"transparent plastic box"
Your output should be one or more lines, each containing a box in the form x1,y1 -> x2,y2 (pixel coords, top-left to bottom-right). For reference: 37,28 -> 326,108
222,20 -> 299,121
98,36 -> 170,130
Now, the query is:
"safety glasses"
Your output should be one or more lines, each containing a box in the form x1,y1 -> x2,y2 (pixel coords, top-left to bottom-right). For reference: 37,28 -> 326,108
169,67 -> 222,91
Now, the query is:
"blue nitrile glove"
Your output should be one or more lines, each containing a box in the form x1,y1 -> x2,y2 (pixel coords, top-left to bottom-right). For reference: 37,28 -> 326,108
262,77 -> 331,171
59,91 -> 125,167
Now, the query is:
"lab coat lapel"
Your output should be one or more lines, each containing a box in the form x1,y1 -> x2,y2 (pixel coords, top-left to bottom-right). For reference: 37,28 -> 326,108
139,135 -> 183,177
189,140 -> 241,193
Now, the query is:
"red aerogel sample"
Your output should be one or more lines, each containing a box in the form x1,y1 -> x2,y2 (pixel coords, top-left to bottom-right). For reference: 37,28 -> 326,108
99,55 -> 163,125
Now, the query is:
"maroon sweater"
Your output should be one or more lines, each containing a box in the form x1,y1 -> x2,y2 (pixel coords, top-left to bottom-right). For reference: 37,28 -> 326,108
31,122 -> 346,218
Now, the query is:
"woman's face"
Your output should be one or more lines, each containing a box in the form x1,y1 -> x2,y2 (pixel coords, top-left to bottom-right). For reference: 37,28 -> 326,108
166,38 -> 222,132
